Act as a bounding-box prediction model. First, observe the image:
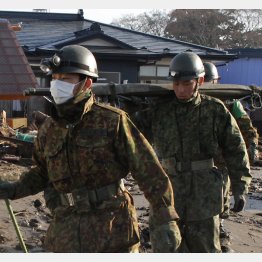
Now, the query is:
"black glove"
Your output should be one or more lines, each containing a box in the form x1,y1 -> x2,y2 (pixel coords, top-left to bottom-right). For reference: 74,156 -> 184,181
44,184 -> 62,214
231,194 -> 246,212
0,181 -> 16,199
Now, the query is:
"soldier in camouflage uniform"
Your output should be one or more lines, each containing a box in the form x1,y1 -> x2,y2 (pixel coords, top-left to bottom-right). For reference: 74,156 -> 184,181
133,51 -> 252,253
203,62 -> 259,165
203,62 -> 259,252
0,45 -> 181,253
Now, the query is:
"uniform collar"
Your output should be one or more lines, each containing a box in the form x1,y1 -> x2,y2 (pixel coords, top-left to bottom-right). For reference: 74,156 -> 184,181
82,93 -> 95,115
172,92 -> 201,106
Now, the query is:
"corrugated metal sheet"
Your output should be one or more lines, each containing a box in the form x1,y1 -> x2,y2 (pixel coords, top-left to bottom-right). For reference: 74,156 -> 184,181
0,19 -> 39,100
218,58 -> 262,86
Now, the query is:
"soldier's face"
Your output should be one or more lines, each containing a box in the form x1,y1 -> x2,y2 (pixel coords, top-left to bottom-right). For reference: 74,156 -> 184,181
172,79 -> 197,101
52,73 -> 82,95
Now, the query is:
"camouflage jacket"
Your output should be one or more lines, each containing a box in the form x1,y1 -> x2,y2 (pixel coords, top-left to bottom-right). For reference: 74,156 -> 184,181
134,93 -> 251,221
215,100 -> 259,166
225,100 -> 259,148
12,95 -> 178,252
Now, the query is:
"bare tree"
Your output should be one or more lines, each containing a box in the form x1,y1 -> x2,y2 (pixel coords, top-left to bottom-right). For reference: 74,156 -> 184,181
235,9 -> 262,31
111,9 -> 262,48
165,9 -> 262,48
111,9 -> 171,37
231,9 -> 262,47
165,9 -> 245,48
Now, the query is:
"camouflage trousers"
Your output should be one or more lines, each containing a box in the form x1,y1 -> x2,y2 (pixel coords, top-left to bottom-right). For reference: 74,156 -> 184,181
178,215 -> 221,253
220,169 -> 231,219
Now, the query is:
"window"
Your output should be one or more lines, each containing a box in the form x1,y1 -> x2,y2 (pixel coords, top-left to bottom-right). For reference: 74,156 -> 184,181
139,65 -> 170,83
98,71 -> 121,84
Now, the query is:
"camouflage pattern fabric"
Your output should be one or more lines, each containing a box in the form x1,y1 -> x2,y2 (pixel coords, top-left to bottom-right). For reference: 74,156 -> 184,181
149,213 -> 182,252
10,95 -> 179,252
133,93 -> 251,252
215,165 -> 231,219
177,215 -> 221,253
44,191 -> 140,252
226,100 -> 259,150
216,100 -> 259,218
235,115 -> 259,164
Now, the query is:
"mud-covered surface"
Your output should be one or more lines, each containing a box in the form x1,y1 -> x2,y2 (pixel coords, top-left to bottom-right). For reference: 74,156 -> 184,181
0,159 -> 261,253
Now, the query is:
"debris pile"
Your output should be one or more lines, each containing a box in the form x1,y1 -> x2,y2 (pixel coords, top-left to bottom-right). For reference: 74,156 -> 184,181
0,110 -> 48,162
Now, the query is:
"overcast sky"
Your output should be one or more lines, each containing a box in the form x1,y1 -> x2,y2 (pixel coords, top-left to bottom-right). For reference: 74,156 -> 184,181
83,9 -> 166,24
52,9 -> 161,24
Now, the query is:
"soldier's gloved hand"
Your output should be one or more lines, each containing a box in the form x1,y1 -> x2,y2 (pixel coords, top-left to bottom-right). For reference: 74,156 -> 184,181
150,220 -> 181,253
0,181 -> 16,199
232,194 -> 246,212
44,185 -> 62,214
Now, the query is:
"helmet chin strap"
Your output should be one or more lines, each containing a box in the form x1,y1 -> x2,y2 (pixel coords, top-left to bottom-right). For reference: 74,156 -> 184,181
72,78 -> 91,104
193,80 -> 200,97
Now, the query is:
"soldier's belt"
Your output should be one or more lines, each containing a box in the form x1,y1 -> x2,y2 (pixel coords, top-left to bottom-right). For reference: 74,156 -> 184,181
60,180 -> 125,208
160,157 -> 214,173
176,158 -> 214,172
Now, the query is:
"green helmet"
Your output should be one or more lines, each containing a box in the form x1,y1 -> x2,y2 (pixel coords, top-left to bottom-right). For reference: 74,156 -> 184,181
203,62 -> 220,82
40,45 -> 99,79
169,51 -> 205,81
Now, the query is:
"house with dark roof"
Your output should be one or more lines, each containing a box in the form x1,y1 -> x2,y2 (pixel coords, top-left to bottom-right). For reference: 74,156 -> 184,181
0,9 -> 239,120
0,9 -> 236,86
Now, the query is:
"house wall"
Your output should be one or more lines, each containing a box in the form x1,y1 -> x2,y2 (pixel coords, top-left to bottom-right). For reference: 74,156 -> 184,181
218,58 -> 262,86
97,59 -> 139,83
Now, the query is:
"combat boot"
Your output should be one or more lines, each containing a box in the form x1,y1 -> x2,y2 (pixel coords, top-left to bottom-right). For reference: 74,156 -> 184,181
221,244 -> 235,253
219,219 -> 233,253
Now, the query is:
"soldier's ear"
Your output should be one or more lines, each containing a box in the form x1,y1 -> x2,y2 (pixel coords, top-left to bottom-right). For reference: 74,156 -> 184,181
83,78 -> 92,91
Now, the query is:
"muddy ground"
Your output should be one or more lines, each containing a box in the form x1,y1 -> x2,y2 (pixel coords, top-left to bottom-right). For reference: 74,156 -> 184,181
0,158 -> 261,253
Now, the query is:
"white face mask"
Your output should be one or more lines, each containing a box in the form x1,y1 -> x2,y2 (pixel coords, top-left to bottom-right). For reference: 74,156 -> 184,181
50,80 -> 76,104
